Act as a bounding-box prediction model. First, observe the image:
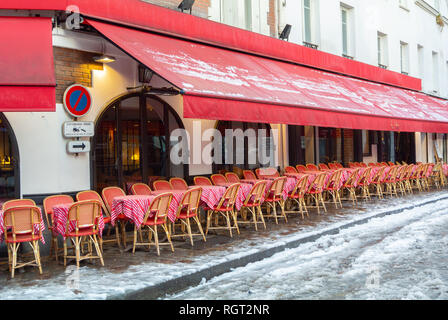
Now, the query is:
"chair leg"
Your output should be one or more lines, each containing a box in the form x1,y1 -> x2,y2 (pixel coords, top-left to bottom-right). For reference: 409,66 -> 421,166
258,206 -> 266,229
225,212 -> 233,237
154,225 -> 160,256
92,234 -> 104,266
63,240 -> 68,267
186,218 -> 194,246
32,241 -> 43,275
75,237 -> 81,268
132,226 -> 138,254
162,223 -> 174,253
11,243 -> 18,279
193,215 -> 206,242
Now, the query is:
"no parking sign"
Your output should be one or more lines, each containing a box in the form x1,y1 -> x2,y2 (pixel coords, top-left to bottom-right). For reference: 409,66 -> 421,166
63,84 -> 92,117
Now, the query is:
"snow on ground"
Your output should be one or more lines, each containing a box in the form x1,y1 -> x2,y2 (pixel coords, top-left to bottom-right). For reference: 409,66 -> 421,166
166,197 -> 448,300
0,192 -> 447,300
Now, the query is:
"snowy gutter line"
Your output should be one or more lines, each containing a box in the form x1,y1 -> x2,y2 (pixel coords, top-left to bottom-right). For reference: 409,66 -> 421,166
110,193 -> 448,300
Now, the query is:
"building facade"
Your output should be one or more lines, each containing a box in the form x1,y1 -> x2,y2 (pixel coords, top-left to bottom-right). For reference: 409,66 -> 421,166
0,0 -> 447,202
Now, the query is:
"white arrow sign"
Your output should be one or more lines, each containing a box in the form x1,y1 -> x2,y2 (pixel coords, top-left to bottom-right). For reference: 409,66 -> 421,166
63,121 -> 94,138
67,141 -> 91,153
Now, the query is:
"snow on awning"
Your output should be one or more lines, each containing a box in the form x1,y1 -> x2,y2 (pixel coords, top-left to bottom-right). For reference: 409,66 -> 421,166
88,19 -> 448,133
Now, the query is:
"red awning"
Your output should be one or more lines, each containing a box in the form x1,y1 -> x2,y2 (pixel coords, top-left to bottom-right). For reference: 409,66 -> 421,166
88,19 -> 448,133
0,17 -> 56,112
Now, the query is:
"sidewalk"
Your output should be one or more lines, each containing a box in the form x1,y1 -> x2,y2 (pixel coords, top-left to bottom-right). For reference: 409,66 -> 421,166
0,190 -> 447,300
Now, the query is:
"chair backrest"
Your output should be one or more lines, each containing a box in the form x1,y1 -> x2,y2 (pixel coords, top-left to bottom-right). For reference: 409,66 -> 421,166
76,190 -> 109,217
344,168 -> 361,187
3,205 -> 42,240
285,166 -> 298,174
368,162 -> 376,167
211,174 -> 228,185
67,200 -> 102,232
143,192 -> 173,224
243,180 -> 267,207
3,199 -> 36,211
308,172 -> 327,193
242,170 -> 257,180
225,172 -> 240,183
359,163 -> 368,167
131,183 -> 152,195
290,174 -> 309,198
372,166 -> 386,183
296,165 -> 307,173
328,163 -> 338,170
381,162 -> 389,166
194,176 -> 213,186
325,169 -> 343,190
267,177 -> 287,200
318,163 -> 329,170
153,180 -> 174,191
169,177 -> 189,190
43,195 -> 74,227
357,167 -> 372,185
176,187 -> 202,218
388,161 -> 395,166
306,163 -> 318,171
102,186 -> 126,213
216,183 -> 240,210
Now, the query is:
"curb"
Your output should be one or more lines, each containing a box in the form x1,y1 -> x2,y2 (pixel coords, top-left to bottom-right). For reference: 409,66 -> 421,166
110,194 -> 448,300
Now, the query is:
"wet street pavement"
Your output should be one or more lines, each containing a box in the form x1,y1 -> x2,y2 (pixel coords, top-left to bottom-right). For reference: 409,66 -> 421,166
0,190 -> 447,299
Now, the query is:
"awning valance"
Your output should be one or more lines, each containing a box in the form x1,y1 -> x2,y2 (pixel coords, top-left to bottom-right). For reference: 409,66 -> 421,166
0,17 -> 56,112
88,19 -> 448,133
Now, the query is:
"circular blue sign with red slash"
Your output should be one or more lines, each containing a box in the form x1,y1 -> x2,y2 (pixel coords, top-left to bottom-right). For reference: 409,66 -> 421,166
63,84 -> 92,117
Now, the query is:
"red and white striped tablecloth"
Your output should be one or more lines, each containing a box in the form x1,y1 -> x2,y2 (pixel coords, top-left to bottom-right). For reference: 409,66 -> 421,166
53,203 -> 105,239
0,208 -> 46,243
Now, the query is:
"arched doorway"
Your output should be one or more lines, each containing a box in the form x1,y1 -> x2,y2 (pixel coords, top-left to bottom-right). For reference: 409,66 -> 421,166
0,114 -> 20,201
93,93 -> 186,192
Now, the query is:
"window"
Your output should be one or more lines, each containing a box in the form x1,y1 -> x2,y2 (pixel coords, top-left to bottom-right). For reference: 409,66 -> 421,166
377,32 -> 388,68
432,51 -> 439,93
302,0 -> 320,48
434,0 -> 440,11
214,121 -> 275,172
400,41 -> 409,75
341,4 -> 355,58
244,0 -> 252,31
417,45 -> 424,80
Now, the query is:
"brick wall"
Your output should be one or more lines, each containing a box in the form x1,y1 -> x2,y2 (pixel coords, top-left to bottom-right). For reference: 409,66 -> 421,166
141,0 -> 211,18
53,47 -> 103,103
267,0 -> 277,37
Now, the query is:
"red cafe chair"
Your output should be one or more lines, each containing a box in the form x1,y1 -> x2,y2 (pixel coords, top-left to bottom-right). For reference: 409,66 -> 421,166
3,205 -> 43,278
194,176 -> 213,186
205,183 -> 241,237
285,166 -> 298,174
284,175 -> 309,219
238,180 -> 267,230
77,190 -> 121,249
306,163 -> 318,171
153,180 -> 174,191
318,163 -> 329,170
225,172 -> 241,183
242,170 -> 257,180
211,174 -> 228,186
131,183 -> 152,195
43,195 -> 74,261
63,200 -> 104,267
296,165 -> 307,173
169,177 -> 189,190
262,177 -> 288,224
132,192 -> 174,256
102,186 -> 127,247
171,187 -> 206,246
